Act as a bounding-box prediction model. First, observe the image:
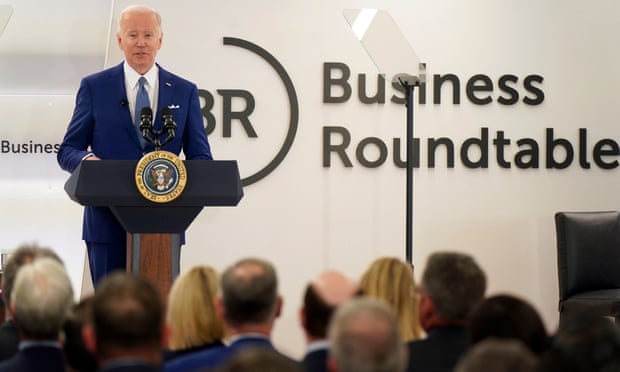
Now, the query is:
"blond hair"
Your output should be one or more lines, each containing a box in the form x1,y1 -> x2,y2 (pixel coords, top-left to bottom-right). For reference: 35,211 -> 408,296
360,257 -> 423,341
166,266 -> 225,349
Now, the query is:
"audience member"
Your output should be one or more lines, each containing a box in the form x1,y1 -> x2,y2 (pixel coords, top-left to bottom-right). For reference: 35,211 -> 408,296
63,296 -> 98,372
360,257 -> 423,342
538,310 -> 620,372
327,297 -> 406,372
165,257 -> 292,372
0,243 -> 62,362
216,347 -> 303,372
0,257 -> 74,372
455,339 -> 538,372
83,271 -> 168,371
405,251 -> 486,372
469,294 -> 549,355
300,270 -> 359,372
163,265 -> 225,361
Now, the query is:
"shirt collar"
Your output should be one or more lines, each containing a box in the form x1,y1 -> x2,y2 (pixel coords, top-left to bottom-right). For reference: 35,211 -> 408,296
19,340 -> 62,350
124,62 -> 158,90
227,333 -> 270,345
307,339 -> 330,353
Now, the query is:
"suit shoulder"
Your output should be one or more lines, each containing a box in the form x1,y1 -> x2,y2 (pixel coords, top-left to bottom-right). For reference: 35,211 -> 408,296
82,64 -> 123,84
164,345 -> 226,372
158,67 -> 198,90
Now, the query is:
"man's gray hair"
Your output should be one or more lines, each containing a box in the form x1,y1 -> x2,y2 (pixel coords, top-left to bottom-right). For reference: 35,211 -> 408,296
11,257 -> 74,339
421,251 -> 486,321
117,4 -> 162,34
329,297 -> 406,372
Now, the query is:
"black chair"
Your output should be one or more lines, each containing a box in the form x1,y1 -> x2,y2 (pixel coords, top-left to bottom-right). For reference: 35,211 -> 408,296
555,211 -> 620,327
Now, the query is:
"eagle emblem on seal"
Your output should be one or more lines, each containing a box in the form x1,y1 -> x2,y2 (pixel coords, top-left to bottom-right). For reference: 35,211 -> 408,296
149,165 -> 174,191
135,150 -> 186,203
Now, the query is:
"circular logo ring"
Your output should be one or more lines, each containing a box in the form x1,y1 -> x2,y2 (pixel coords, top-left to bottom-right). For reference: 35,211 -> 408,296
224,37 -> 299,187
135,151 -> 187,203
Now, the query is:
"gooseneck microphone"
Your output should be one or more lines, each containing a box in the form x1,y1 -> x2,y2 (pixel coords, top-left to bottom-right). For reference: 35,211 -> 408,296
159,107 -> 177,147
139,107 -> 177,150
139,107 -> 153,140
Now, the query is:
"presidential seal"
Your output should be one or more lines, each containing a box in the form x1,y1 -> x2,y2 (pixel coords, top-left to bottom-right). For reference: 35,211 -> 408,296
135,151 -> 187,203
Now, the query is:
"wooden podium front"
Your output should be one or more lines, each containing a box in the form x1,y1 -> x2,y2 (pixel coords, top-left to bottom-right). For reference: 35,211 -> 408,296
65,159 -> 243,296
127,233 -> 180,297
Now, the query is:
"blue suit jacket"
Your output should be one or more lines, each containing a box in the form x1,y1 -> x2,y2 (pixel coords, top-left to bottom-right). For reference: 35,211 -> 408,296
58,62 -> 212,243
0,344 -> 67,372
301,348 -> 329,372
164,336 -> 277,372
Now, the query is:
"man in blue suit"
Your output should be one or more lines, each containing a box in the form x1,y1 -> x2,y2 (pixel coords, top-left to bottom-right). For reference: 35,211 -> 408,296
57,4 -> 212,286
165,258 -> 295,372
83,271 -> 167,372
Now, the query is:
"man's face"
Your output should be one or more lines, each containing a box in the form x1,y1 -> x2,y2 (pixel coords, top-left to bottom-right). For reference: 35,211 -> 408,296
117,11 -> 162,75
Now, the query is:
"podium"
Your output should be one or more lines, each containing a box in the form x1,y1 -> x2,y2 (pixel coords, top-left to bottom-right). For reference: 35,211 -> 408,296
64,159 -> 243,295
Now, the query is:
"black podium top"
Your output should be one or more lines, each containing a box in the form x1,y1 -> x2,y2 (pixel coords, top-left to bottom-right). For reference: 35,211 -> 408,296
64,160 -> 243,233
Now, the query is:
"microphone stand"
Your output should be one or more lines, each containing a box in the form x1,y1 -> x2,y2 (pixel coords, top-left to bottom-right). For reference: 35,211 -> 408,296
398,76 -> 420,265
141,109 -> 176,151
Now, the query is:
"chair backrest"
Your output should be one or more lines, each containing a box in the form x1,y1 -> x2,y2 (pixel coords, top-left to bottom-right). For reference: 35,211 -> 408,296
555,211 -> 620,301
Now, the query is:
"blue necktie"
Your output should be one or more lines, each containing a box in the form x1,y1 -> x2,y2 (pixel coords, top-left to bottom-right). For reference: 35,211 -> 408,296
135,76 -> 150,148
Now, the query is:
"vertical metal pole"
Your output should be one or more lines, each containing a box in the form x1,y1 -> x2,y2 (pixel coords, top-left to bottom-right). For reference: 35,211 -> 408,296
405,84 -> 415,264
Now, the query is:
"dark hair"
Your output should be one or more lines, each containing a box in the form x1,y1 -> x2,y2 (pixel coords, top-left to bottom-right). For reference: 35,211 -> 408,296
93,271 -> 164,356
63,296 -> 98,372
2,243 -> 62,305
539,310 -> 620,372
469,294 -> 549,355
221,258 -> 278,327
303,283 -> 335,339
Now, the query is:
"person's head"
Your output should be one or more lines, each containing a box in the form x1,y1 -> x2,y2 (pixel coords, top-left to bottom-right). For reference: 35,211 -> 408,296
469,294 -> 549,355
2,243 -> 62,310
419,251 -> 486,330
116,4 -> 162,75
539,310 -> 620,372
216,347 -> 303,372
84,272 -> 166,366
455,339 -> 538,372
359,257 -> 423,341
64,296 -> 98,372
10,257 -> 74,340
301,270 -> 359,342
328,297 -> 406,372
167,265 -> 225,350
219,258 -> 281,331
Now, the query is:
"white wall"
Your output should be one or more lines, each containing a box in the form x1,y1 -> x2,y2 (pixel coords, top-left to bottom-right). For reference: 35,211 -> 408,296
2,0 -> 620,358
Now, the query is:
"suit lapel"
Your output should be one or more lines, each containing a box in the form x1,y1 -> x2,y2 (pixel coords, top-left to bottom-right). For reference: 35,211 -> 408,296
110,63 -> 144,148
157,66 -> 175,128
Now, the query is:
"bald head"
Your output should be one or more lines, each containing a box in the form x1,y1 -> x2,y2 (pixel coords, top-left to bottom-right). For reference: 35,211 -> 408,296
302,271 -> 358,341
312,271 -> 359,307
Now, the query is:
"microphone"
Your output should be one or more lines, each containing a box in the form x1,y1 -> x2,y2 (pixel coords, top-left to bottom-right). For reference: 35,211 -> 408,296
161,107 -> 177,135
119,98 -> 127,106
160,107 -> 177,146
139,107 -> 153,138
